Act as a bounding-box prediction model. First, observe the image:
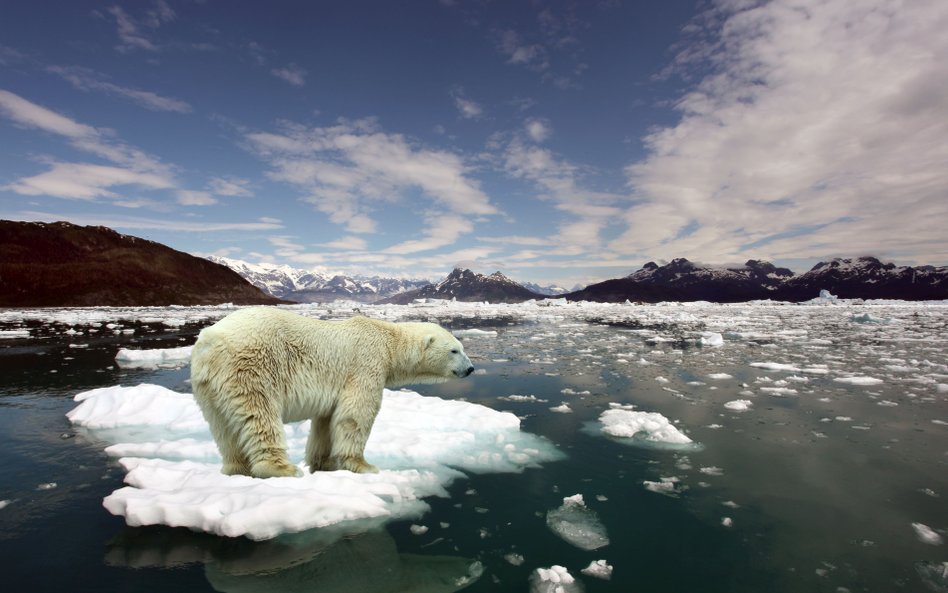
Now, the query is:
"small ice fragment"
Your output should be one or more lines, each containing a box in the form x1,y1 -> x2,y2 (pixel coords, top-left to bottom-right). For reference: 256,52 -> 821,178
410,524 -> 429,535
912,522 -> 944,545
581,559 -> 613,580
36,482 -> 57,491
724,399 -> 753,412
708,373 -> 733,380
643,477 -> 684,497
722,517 -> 733,527
530,565 -> 581,593
546,494 -> 609,550
504,553 -> 525,566
833,376 -> 884,386
700,332 -> 724,347
550,404 -> 572,414
0,500 -> 11,510
700,466 -> 724,476
722,500 -> 740,508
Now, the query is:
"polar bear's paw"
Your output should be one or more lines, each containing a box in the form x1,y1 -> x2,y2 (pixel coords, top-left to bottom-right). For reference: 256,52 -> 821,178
251,460 -> 303,478
324,456 -> 379,474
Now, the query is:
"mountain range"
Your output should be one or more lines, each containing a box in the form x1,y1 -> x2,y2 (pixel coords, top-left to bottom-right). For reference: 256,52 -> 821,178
2,220 -> 944,306
567,257 -> 948,303
0,221 -> 282,307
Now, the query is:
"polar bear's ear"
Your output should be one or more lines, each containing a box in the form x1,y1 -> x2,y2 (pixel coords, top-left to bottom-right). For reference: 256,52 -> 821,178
423,334 -> 436,349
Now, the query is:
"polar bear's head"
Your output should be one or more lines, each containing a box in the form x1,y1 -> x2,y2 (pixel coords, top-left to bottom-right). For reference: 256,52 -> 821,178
398,322 -> 474,385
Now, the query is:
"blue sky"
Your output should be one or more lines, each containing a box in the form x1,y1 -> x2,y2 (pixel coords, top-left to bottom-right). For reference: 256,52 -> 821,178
1,0 -> 946,287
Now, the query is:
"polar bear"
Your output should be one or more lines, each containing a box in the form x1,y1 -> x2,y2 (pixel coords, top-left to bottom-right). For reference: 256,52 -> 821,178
190,307 -> 474,478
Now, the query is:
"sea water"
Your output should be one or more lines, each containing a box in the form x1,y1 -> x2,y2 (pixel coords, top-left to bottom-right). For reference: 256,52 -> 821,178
0,300 -> 946,592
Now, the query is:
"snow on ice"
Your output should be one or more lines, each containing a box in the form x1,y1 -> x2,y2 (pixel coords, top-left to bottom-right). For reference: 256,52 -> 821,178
581,559 -> 613,580
67,383 -> 561,540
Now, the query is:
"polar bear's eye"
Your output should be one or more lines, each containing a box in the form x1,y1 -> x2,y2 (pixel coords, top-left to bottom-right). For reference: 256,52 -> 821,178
451,349 -> 459,354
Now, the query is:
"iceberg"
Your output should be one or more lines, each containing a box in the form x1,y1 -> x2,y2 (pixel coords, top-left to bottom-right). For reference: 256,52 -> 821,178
67,383 -> 561,540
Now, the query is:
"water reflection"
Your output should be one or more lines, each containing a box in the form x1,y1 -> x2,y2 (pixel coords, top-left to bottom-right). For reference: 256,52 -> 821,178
106,525 -> 482,593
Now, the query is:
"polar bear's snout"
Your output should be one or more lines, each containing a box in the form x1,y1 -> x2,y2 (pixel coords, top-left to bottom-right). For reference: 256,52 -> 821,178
453,351 -> 475,378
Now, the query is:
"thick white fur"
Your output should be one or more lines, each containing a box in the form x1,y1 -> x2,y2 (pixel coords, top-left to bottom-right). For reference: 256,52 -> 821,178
190,307 -> 474,478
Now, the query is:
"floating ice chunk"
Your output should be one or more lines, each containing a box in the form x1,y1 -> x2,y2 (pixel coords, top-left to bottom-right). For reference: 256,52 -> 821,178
453,329 -> 498,337
597,409 -> 693,446
504,553 -> 525,566
0,500 -> 10,510
115,346 -> 194,369
834,376 -> 884,386
915,561 -> 948,592
654,376 -> 670,384
581,559 -> 613,580
410,524 -> 429,535
0,329 -> 30,339
700,466 -> 724,476
550,404 -> 572,414
721,517 -> 733,527
498,394 -> 548,403
751,362 -> 801,372
708,373 -> 733,380
530,565 -> 582,593
643,477 -> 684,496
760,387 -> 799,396
912,522 -> 943,545
851,313 -> 887,324
546,494 -> 609,550
67,383 -> 561,540
699,332 -> 724,347
724,399 -> 753,411
36,482 -> 57,490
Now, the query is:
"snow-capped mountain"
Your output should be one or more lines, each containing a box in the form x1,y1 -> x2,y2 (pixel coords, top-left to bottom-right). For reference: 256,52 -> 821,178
569,258 -> 794,303
379,268 -> 542,304
207,256 -> 428,303
566,257 -> 947,302
522,281 -> 574,296
779,256 -> 948,301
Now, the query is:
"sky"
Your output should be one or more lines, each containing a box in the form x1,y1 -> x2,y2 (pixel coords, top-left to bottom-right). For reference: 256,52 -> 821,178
1,0 -> 946,288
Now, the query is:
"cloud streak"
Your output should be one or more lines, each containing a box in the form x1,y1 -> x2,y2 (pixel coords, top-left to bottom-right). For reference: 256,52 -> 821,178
245,118 -> 497,248
617,0 -> 948,264
47,66 -> 192,113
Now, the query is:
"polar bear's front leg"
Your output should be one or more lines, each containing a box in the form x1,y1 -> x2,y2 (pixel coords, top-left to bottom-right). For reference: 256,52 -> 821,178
325,390 -> 382,473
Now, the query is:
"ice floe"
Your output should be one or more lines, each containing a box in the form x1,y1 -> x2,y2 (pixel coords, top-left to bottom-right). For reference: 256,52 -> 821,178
911,522 -> 944,545
545,494 -> 609,551
595,409 -> 693,447
114,345 -> 194,369
530,565 -> 582,593
67,383 -> 561,540
581,559 -> 613,580
724,399 -> 753,411
833,376 -> 884,386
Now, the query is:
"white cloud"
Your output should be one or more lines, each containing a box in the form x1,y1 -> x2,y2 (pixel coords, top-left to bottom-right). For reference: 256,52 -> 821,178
107,5 -> 158,52
47,66 -> 192,113
4,162 -> 173,200
525,117 -> 551,142
208,176 -> 253,197
0,89 -> 98,138
385,214 -> 474,254
451,87 -> 484,119
617,0 -> 948,264
245,118 -> 496,244
503,136 -> 623,254
0,89 -> 177,200
319,235 -> 368,250
5,210 -> 283,232
496,29 -> 548,70
176,190 -> 217,206
271,63 -> 307,87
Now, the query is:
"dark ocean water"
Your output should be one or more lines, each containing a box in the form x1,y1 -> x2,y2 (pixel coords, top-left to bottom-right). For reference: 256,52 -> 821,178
0,303 -> 946,592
